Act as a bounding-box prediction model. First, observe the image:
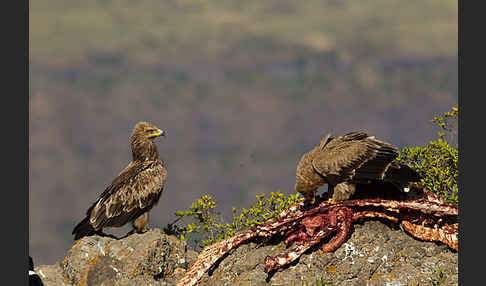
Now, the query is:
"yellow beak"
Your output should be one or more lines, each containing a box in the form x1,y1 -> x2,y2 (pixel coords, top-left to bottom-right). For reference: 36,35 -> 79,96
150,129 -> 165,137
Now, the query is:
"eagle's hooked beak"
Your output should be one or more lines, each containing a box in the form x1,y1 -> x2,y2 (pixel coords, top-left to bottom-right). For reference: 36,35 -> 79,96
150,129 -> 166,138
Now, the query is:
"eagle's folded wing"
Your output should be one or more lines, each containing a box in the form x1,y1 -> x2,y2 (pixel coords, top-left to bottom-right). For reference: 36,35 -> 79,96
312,132 -> 399,185
89,161 -> 166,230
311,140 -> 376,185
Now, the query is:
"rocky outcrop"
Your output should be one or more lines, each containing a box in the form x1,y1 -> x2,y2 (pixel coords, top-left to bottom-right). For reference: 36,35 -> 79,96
35,229 -> 197,286
197,220 -> 457,286
35,221 -> 457,286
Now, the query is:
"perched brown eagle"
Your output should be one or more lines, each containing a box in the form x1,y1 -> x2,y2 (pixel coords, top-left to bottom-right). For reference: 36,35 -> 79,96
295,131 -> 420,204
72,121 -> 167,240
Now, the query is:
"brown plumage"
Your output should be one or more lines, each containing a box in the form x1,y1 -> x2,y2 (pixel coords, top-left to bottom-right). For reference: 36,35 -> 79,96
72,121 -> 167,240
295,131 -> 420,204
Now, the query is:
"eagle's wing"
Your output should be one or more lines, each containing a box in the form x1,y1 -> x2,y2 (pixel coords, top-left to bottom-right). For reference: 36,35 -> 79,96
312,132 -> 398,185
88,160 -> 166,230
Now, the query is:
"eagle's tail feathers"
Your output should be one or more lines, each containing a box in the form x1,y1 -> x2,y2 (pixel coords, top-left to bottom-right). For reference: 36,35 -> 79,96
384,163 -> 421,183
72,217 -> 96,240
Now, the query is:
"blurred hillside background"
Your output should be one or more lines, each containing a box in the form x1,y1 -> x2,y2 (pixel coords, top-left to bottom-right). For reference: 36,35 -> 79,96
29,0 -> 457,265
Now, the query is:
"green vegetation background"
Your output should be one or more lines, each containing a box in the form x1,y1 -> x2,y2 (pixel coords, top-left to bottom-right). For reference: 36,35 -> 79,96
30,0 -> 457,265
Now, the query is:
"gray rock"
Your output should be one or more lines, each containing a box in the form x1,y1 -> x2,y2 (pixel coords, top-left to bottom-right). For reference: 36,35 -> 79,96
199,220 -> 458,286
34,262 -> 69,286
34,221 -> 457,286
36,229 -> 197,286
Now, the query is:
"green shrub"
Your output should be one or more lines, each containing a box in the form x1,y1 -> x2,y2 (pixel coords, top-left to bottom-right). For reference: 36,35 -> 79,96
397,106 -> 458,204
164,191 -> 302,248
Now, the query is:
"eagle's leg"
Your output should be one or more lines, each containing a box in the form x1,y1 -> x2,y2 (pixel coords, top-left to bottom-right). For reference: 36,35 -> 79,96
302,189 -> 317,205
327,184 -> 335,203
331,182 -> 356,201
132,212 -> 149,233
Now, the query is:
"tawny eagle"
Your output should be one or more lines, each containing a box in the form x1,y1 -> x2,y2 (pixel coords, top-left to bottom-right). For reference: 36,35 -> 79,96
72,121 -> 167,240
295,131 -> 420,204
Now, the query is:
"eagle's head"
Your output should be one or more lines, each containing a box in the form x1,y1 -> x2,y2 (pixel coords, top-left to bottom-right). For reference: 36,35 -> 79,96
132,121 -> 165,141
131,121 -> 166,161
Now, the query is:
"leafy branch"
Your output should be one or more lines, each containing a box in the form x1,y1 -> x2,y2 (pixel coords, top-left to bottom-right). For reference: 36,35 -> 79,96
164,192 -> 302,248
397,106 -> 458,204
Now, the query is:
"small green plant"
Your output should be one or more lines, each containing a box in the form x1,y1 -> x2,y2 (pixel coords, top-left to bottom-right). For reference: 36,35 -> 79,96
164,191 -> 302,249
408,280 -> 420,286
430,268 -> 446,286
407,268 -> 452,286
431,106 -> 458,147
397,106 -> 458,204
315,278 -> 332,286
163,194 -> 222,247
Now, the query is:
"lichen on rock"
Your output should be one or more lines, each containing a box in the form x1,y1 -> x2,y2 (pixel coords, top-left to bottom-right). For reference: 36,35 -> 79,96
36,229 -> 197,286
34,221 -> 457,286
195,220 -> 457,286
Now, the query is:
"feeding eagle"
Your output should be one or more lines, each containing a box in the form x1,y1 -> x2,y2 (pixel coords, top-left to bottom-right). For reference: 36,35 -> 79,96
72,121 -> 167,240
295,131 -> 420,205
